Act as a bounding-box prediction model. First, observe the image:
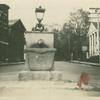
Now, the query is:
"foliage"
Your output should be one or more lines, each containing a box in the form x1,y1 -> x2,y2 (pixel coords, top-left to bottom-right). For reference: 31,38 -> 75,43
69,9 -> 90,36
54,9 -> 90,61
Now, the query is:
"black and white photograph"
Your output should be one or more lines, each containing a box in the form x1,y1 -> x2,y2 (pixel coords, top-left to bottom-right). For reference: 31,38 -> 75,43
0,0 -> 100,100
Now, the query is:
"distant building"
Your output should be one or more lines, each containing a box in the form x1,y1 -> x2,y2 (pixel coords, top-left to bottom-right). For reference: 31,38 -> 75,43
8,19 -> 26,62
0,4 -> 9,61
88,22 -> 99,58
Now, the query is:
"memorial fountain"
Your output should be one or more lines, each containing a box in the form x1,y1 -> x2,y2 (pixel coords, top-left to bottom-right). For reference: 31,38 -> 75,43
18,6 -> 62,81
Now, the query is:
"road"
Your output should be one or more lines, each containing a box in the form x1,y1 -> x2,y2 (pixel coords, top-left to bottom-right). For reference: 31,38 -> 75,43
0,61 -> 99,86
55,61 -> 100,85
0,61 -> 99,99
0,61 -> 100,84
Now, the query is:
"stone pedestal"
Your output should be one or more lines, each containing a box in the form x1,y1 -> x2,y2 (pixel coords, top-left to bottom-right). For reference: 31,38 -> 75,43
18,31 -> 62,81
18,71 -> 62,81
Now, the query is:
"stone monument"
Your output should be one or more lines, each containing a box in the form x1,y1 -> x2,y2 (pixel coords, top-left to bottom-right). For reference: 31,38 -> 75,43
18,6 -> 62,81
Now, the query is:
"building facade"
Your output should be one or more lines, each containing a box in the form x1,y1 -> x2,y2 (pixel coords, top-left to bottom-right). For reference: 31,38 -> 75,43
8,19 -> 26,62
88,22 -> 99,58
0,4 -> 9,61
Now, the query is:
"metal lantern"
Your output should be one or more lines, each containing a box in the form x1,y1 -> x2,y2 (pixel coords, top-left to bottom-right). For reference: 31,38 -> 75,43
35,6 -> 45,32
35,6 -> 45,23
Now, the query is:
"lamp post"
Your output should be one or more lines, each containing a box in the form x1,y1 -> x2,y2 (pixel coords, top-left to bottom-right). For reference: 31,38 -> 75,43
35,6 -> 45,32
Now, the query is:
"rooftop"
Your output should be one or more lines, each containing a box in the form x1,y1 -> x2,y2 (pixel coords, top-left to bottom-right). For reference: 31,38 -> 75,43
9,19 -> 26,31
9,19 -> 19,26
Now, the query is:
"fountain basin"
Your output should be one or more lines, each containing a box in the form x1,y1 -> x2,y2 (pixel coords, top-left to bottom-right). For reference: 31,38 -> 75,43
25,48 -> 56,71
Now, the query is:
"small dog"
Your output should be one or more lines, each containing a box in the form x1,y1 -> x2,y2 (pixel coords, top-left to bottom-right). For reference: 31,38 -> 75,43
77,72 -> 89,89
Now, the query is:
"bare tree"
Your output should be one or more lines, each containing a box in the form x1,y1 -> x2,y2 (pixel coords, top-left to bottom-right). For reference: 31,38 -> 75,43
62,9 -> 89,60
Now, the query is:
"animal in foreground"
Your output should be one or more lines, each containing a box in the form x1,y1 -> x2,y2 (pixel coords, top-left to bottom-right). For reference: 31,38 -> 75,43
77,72 -> 89,89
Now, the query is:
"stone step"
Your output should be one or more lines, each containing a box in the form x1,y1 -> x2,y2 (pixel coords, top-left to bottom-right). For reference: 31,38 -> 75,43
18,71 -> 63,81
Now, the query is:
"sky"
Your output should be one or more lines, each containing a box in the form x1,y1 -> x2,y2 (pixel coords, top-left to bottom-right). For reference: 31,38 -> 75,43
0,0 -> 100,30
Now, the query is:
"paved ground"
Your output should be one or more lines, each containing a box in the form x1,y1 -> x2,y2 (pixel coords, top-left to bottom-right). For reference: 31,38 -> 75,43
0,61 -> 99,99
0,81 -> 99,100
0,61 -> 100,84
54,61 -> 100,85
71,60 -> 100,67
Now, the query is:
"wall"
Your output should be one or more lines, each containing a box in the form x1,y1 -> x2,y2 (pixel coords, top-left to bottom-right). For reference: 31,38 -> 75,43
8,27 -> 25,62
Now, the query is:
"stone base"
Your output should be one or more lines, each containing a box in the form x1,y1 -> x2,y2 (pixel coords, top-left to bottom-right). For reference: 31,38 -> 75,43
18,71 -> 63,81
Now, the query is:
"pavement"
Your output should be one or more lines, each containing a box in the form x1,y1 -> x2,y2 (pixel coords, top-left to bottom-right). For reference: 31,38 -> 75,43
0,80 -> 99,100
71,60 -> 100,67
0,62 -> 25,66
0,61 -> 99,99
0,60 -> 99,67
0,61 -> 100,83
